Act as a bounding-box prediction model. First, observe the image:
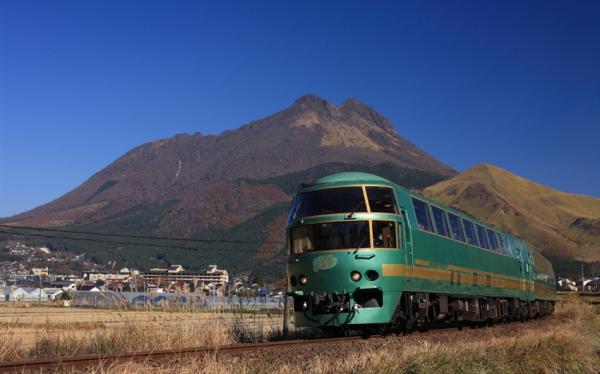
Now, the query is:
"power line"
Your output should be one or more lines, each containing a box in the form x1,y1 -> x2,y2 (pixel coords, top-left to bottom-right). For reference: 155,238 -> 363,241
0,224 -> 286,245
0,229 -> 284,252
0,229 -> 212,251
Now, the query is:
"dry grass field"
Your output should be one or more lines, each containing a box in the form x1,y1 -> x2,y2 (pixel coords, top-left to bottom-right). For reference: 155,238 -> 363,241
110,300 -> 600,374
0,298 -> 598,373
0,303 -> 285,362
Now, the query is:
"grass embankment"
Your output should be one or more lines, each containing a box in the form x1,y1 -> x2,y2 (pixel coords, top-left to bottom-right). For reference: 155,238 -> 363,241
0,300 -> 598,373
358,301 -> 599,373
113,301 -> 599,374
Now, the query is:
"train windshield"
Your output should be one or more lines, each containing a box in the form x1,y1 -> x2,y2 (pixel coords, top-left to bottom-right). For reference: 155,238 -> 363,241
288,187 -> 366,222
290,220 -> 399,254
290,221 -> 370,254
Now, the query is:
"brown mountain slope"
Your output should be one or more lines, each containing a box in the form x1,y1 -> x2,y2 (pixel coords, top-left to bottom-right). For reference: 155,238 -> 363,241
423,164 -> 600,274
1,95 -> 454,275
3,95 -> 454,230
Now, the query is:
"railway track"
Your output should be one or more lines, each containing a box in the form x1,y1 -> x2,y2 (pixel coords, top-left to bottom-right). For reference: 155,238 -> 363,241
0,336 -> 371,373
0,317 -> 552,373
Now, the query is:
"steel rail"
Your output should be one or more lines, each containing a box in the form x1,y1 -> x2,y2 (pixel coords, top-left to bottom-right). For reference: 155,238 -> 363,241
0,336 -> 367,373
0,317 -> 550,372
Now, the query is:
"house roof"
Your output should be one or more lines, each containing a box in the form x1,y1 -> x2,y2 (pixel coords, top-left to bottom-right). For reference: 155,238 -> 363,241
79,285 -> 99,291
42,288 -> 63,294
16,287 -> 39,293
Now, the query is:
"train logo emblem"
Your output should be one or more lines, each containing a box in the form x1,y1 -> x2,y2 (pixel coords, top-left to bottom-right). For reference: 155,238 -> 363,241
312,255 -> 338,272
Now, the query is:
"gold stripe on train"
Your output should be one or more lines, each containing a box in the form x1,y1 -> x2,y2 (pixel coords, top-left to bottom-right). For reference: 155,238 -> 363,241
382,262 -> 537,292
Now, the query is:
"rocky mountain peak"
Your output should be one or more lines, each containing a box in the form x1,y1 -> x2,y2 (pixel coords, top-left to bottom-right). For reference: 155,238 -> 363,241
282,94 -> 395,135
293,93 -> 330,106
339,97 -> 396,133
290,94 -> 337,118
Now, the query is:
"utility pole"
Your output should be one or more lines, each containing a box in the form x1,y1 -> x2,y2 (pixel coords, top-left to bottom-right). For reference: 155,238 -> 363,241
282,239 -> 290,338
580,263 -> 585,293
283,282 -> 289,338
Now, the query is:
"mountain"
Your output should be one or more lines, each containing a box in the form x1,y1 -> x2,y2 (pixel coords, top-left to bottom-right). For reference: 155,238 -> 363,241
1,94 -> 455,276
423,164 -> 600,275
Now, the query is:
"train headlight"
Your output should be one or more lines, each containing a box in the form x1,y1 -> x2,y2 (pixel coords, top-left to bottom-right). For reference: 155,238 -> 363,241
366,270 -> 379,281
299,275 -> 308,285
351,271 -> 361,282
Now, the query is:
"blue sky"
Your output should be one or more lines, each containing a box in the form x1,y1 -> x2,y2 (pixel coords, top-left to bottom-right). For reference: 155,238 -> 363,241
1,1 -> 599,217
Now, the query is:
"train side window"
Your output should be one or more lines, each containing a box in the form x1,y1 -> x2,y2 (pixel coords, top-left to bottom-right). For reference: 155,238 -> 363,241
476,224 -> 490,249
366,187 -> 398,214
462,219 -> 479,246
447,213 -> 466,242
487,229 -> 499,252
412,198 -> 433,232
497,233 -> 508,255
502,236 -> 514,256
431,206 -> 450,237
496,233 -> 504,253
373,221 -> 398,248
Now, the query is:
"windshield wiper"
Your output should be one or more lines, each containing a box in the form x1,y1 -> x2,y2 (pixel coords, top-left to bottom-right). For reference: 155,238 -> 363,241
353,235 -> 369,254
345,202 -> 365,220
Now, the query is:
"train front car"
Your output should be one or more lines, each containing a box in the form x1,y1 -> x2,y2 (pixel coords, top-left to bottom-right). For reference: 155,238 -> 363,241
286,172 -> 557,334
286,172 -> 405,332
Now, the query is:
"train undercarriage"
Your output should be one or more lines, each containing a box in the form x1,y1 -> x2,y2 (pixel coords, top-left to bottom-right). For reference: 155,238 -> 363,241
318,292 -> 555,337
396,292 -> 554,327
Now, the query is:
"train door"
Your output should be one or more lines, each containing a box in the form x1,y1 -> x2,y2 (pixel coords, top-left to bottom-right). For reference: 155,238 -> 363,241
514,244 -> 533,297
523,246 -> 535,300
400,209 -> 414,278
514,246 -> 526,292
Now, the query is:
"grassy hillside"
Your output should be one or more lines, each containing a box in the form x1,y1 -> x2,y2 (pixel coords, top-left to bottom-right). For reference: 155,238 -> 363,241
423,163 -> 600,275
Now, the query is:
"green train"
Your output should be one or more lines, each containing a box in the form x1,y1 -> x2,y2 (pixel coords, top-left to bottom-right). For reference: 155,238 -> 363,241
286,172 -> 556,333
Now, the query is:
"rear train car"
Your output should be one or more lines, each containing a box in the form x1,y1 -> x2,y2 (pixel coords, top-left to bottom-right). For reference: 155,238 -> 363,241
286,172 -> 555,332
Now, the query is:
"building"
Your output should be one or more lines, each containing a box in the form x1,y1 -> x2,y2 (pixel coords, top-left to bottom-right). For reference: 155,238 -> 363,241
558,278 -> 578,291
8,287 -> 64,301
9,287 -> 43,301
8,273 -> 30,282
142,265 -> 229,290
83,268 -> 132,282
83,268 -> 139,291
586,279 -> 600,292
78,284 -> 101,292
31,267 -> 49,277
49,280 -> 77,291
42,288 -> 64,300
581,278 -> 600,292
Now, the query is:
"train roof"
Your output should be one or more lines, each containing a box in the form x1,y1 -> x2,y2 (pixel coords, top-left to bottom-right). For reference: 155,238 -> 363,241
306,172 -> 527,248
314,172 -> 394,185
